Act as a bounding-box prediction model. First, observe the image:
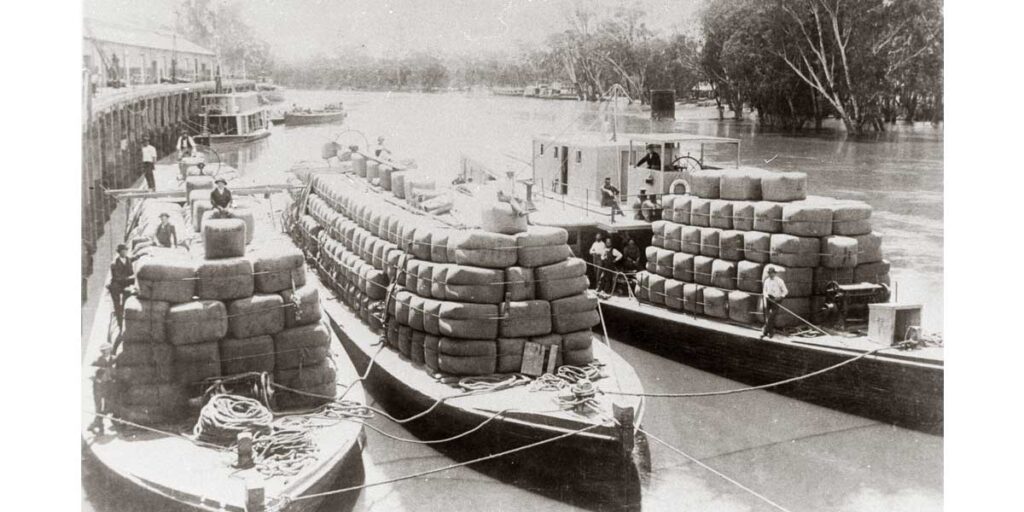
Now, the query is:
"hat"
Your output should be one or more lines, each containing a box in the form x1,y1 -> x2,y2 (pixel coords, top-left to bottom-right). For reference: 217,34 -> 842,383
159,212 -> 170,218
604,176 -> 611,180
116,243 -> 128,251
214,178 -> 227,185
142,134 -> 150,141
766,265 -> 777,274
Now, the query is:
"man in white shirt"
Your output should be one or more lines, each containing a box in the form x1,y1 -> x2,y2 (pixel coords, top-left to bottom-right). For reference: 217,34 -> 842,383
176,130 -> 197,180
140,135 -> 157,191
762,266 -> 789,338
599,237 -> 624,295
589,237 -> 608,289
373,136 -> 391,158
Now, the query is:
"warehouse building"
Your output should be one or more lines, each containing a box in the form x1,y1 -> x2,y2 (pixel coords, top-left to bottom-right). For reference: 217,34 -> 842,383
83,18 -> 216,87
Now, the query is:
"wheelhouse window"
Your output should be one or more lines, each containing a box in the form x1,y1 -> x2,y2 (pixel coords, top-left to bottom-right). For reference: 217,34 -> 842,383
576,150 -> 582,163
540,144 -> 545,155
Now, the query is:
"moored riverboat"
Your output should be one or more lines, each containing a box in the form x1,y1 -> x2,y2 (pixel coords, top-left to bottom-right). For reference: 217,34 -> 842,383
195,91 -> 272,145
82,164 -> 367,511
283,104 -> 347,126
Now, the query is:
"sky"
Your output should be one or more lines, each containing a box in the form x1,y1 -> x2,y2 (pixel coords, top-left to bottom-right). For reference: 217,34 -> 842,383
84,0 -> 705,61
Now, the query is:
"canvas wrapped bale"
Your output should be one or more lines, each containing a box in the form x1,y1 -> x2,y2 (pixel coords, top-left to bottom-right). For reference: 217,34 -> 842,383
415,262 -> 434,298
854,232 -> 883,264
634,271 -> 650,302
411,228 -> 434,261
186,176 -> 214,198
702,287 -> 729,318
737,261 -> 765,293
366,160 -> 380,183
386,249 -> 405,282
275,362 -> 337,409
732,202 -> 755,231
709,200 -> 734,229
813,266 -> 855,295
202,207 -> 256,245
656,248 -> 675,278
773,297 -> 811,328
670,195 -> 692,224
421,298 -> 442,335
430,264 -> 449,300
753,202 -> 784,233
693,256 -> 714,286
518,243 -> 573,269
534,258 -> 589,300
195,258 -> 254,301
761,172 -> 807,202
391,171 -> 407,199
114,344 -> 174,384
393,290 -> 413,327
647,274 -> 667,305
121,297 -> 170,344
672,252 -> 695,282
398,325 -> 413,358
438,339 -> 497,376
711,259 -> 738,290
854,260 -> 891,285
431,229 -> 451,263
166,300 -> 228,346
438,302 -> 499,339
690,171 -> 723,199
830,200 -> 873,236
202,218 -> 247,259
664,279 -> 685,310
137,258 -> 197,303
770,234 -> 821,268
765,265 -> 813,297
644,246 -> 658,273
682,284 -> 704,313
721,170 -> 764,201
173,341 -> 221,386
497,337 -> 527,373
351,153 -> 367,177
689,198 -> 711,227
445,265 -> 506,304
651,220 -> 667,248
404,259 -> 421,291
681,226 -> 702,254
529,334 -> 563,367
118,383 -> 188,418
700,228 -> 721,258
273,323 -> 331,370
821,236 -> 859,268
450,230 -> 518,269
505,267 -> 535,301
481,203 -> 529,235
728,291 -> 762,325
385,319 -> 400,350
561,330 -> 595,366
663,223 -> 683,251
407,295 -> 426,331
220,335 -> 275,375
227,294 -> 285,339
743,231 -> 772,264
192,200 -> 213,232
782,201 -> 834,237
549,293 -> 599,334
719,230 -> 745,261
410,330 -> 426,364
280,284 -> 322,328
404,177 -> 436,206
498,300 -> 552,338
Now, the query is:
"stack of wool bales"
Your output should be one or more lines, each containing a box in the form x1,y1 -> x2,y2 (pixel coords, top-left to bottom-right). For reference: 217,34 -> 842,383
113,203 -> 332,425
636,168 -> 889,330
302,173 -> 598,377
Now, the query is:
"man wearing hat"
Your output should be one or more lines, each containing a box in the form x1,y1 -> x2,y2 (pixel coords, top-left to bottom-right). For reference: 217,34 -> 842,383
636,145 -> 661,170
762,266 -> 789,339
140,135 -> 157,191
210,178 -> 233,218
600,177 -> 624,216
108,243 -> 136,327
154,212 -> 178,247
176,129 -> 197,180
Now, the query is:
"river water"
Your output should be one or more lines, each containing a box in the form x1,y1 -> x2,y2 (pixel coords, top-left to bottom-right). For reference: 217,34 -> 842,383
82,90 -> 943,511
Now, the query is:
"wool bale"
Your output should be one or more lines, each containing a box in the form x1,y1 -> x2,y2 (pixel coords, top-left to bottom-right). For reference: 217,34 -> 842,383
518,244 -> 573,268
764,265 -> 813,297
829,200 -> 873,236
664,279 -> 685,310
122,297 -> 170,344
415,262 -> 434,298
682,284 -> 704,313
737,261 -> 765,293
648,274 -> 666,305
854,260 -> 891,285
438,302 -> 499,339
371,239 -> 388,270
498,300 -> 552,338
121,383 -> 188,408
116,343 -> 174,368
445,266 -> 505,304
529,334 -> 563,367
192,200 -> 213,232
385,319 -> 400,350
274,362 -> 337,409
186,176 -> 214,197
711,259 -> 737,290
651,220 -> 668,248
561,330 -> 595,366
752,202 -> 783,233
404,259 -> 420,291
656,248 -> 675,278
166,300 -> 227,345
386,249 -> 405,282
480,202 -> 528,235
431,230 -> 451,263
671,195 -> 692,224
854,232 -> 883,264
743,231 -> 772,264
761,172 -> 807,202
719,230 -> 745,261
195,258 -> 253,300
813,267 -> 855,295
702,287 -> 729,318
430,264 -> 449,299
634,272 -> 650,302
663,223 -> 683,251
689,198 -> 711,227
681,226 -> 702,254
202,218 -> 247,259
220,335 -> 275,375
732,202 -> 755,231
173,341 -> 221,385
672,252 -> 695,282
770,234 -> 820,268
227,294 -> 285,339
393,290 -> 412,327
821,236 -> 859,268
690,171 -> 723,199
515,224 -> 570,248
273,323 -> 331,370
644,246 -> 658,273
693,256 -> 714,286
497,337 -> 527,373
380,165 -> 395,191
397,325 -> 413,358
406,295 -> 427,332
550,293 -> 599,334
438,336 -> 497,357
727,291 -> 762,325
773,297 -> 811,328
391,172 -> 407,199
352,153 -> 367,177
709,200 -> 734,229
454,246 -> 518,269
366,160 -> 380,183
422,334 -> 441,373
411,228 -> 433,261
280,284 -> 322,328
438,353 -> 497,376
505,267 -> 536,301
420,298 -> 442,335
112,363 -> 175,386
202,207 -> 256,245
405,329 -> 424,364
137,259 -> 197,303
700,228 -> 721,258
782,201 -> 833,237
720,171 -> 763,201
535,258 -> 589,300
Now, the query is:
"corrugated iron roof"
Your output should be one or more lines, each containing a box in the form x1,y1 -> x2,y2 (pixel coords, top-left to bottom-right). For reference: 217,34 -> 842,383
84,18 -> 215,56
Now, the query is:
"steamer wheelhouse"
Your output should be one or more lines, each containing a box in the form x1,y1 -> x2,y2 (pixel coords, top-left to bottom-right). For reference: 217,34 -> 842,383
196,91 -> 272,145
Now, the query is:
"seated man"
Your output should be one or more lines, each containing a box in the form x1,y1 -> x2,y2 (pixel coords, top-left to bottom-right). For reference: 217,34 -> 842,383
600,177 -> 624,216
154,212 -> 178,248
641,194 -> 660,222
210,178 -> 233,218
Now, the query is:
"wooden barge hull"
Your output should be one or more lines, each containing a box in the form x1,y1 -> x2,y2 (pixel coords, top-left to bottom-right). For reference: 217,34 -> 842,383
599,298 -> 944,435
284,112 -> 347,126
195,130 -> 271,145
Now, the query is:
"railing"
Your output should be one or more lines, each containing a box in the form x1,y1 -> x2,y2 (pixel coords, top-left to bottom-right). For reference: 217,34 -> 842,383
533,178 -> 667,224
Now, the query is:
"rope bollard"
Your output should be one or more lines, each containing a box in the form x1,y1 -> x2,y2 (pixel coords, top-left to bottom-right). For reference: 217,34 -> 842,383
245,474 -> 266,512
237,432 -> 254,469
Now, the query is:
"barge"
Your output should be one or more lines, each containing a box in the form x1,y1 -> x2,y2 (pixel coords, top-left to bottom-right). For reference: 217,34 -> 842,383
283,104 -> 347,126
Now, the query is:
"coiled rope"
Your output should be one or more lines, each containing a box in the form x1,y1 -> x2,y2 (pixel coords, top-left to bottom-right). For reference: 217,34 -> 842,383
193,394 -> 273,445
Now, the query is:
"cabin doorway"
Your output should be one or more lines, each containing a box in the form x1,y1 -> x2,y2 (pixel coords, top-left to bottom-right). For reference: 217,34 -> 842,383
559,146 -> 569,194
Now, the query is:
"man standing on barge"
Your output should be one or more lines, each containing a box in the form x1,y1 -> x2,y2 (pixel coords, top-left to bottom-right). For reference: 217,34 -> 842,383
210,178 -> 233,218
762,266 -> 789,339
108,243 -> 135,327
140,136 -> 157,191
